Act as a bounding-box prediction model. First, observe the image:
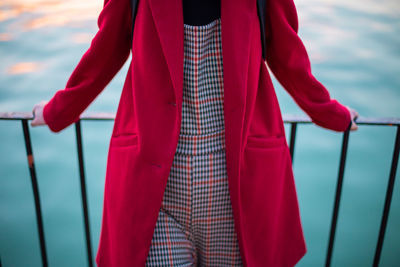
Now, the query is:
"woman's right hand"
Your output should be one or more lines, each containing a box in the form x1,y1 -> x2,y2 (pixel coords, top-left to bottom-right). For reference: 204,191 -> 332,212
31,100 -> 48,127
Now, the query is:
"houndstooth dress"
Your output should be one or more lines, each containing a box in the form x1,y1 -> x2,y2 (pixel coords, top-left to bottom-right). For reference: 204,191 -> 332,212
145,17 -> 243,266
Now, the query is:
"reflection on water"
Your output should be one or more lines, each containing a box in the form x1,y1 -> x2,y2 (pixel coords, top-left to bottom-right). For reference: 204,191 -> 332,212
0,0 -> 102,79
70,32 -> 94,44
0,0 -> 101,31
0,32 -> 11,41
0,0 -> 399,267
310,0 -> 400,16
7,61 -> 42,74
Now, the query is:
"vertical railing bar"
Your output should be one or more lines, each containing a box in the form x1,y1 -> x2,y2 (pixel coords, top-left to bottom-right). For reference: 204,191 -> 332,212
373,125 -> 400,267
22,119 -> 48,267
325,127 -> 351,267
75,120 -> 93,267
289,122 -> 297,164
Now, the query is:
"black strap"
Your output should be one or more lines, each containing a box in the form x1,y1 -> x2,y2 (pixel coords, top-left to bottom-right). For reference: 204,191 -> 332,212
130,0 -> 139,45
129,0 -> 267,59
257,0 -> 267,60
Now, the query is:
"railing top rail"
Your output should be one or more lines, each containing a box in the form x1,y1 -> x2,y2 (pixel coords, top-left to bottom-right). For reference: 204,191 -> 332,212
1,112 -> 400,126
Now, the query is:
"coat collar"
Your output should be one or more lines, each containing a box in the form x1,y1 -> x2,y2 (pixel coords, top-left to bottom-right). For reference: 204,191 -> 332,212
148,0 -> 255,112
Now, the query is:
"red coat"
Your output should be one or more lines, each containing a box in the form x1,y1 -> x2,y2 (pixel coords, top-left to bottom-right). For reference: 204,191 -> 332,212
43,0 -> 352,266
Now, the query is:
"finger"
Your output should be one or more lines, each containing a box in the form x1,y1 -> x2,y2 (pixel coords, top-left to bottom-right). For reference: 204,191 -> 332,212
351,110 -> 358,120
351,121 -> 358,131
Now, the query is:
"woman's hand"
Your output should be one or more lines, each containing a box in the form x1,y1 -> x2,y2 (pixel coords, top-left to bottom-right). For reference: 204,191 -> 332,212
31,100 -> 48,127
345,105 -> 359,131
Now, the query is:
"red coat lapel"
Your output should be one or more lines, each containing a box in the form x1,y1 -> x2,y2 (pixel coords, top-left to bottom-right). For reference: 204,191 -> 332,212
147,0 -> 255,117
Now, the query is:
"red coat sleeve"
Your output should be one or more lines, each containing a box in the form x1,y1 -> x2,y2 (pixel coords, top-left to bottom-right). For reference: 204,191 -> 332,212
43,0 -> 132,133
264,0 -> 352,132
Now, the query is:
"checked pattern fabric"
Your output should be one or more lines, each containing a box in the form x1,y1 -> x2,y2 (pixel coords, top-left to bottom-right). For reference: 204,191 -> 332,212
145,18 -> 243,266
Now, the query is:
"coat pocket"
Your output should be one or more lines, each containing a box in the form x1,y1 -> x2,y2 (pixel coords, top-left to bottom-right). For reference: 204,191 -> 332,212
110,133 -> 139,148
245,134 -> 286,150
239,142 -> 307,265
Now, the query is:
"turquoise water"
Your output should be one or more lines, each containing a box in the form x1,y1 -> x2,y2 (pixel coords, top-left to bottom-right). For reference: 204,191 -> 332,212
0,0 -> 399,266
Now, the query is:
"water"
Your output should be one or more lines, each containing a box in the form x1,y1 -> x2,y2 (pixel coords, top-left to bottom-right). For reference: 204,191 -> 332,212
0,0 -> 399,266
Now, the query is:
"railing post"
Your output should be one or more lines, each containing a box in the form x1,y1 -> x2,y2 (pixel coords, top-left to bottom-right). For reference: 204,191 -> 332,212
325,127 -> 351,267
22,119 -> 48,267
75,120 -> 94,267
373,125 -> 400,267
289,122 -> 297,164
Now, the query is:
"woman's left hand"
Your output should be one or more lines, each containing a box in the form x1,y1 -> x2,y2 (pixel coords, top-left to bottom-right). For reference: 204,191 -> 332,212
345,105 -> 359,131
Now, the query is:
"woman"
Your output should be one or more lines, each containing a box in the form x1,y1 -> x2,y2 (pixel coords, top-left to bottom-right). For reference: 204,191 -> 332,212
32,0 -> 359,266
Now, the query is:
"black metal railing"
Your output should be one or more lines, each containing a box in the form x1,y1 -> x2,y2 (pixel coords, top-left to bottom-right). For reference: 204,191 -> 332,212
1,112 -> 399,267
